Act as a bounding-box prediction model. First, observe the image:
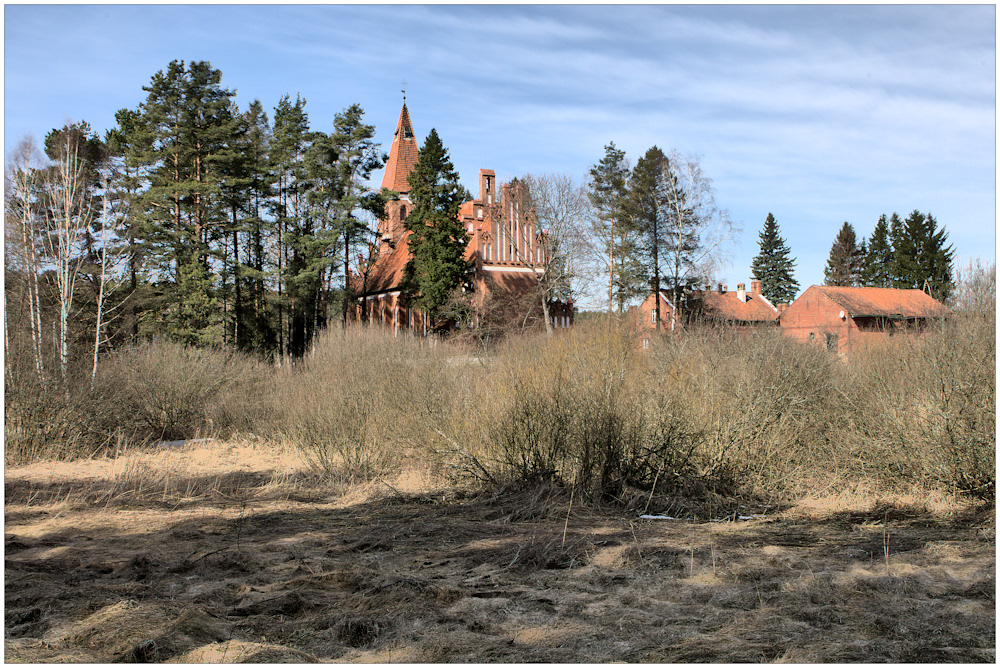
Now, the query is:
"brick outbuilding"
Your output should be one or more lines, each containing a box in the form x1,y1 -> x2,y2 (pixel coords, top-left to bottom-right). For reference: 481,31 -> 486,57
633,280 -> 779,346
779,285 -> 950,355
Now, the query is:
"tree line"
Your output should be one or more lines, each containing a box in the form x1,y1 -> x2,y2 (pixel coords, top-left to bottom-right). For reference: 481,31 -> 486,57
747,210 -> 954,308
823,213 -> 954,300
6,60 -> 390,385
4,56 -> 959,390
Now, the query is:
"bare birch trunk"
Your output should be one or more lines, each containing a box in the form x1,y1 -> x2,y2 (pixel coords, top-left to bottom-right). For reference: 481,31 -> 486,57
91,184 -> 111,387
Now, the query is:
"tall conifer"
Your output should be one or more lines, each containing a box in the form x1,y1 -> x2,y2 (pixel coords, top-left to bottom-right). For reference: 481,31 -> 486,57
750,213 -> 799,304
862,214 -> 894,287
401,128 -> 470,329
824,222 -> 864,286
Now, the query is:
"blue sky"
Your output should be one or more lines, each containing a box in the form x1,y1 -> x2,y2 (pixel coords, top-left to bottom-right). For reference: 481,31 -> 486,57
5,3 -> 995,306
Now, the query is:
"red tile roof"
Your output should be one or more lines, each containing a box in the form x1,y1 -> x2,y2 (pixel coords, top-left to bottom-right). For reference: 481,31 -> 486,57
358,232 -> 413,294
693,289 -> 779,323
381,104 -> 419,193
813,286 -> 950,318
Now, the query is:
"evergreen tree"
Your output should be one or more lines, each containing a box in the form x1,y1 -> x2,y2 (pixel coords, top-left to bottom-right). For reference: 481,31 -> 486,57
400,128 -> 470,328
136,60 -> 237,345
218,99 -> 276,353
270,94 -> 312,355
887,212 -> 906,287
629,146 -> 668,327
749,213 -> 799,304
892,210 -> 954,300
106,107 -> 152,344
824,222 -> 864,286
588,143 -> 644,313
308,104 -> 387,329
862,214 -> 894,287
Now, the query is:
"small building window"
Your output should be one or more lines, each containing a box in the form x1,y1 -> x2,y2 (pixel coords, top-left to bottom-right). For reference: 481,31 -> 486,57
825,332 -> 838,351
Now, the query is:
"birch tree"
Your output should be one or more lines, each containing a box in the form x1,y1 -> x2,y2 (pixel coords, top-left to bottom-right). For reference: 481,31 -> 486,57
40,125 -> 98,384
5,137 -> 46,378
656,150 -> 738,312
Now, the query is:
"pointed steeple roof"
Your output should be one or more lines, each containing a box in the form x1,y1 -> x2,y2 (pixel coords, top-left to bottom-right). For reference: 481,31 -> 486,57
381,104 -> 420,193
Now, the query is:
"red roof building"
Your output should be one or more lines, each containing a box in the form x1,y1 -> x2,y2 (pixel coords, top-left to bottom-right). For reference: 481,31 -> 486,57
632,280 -> 779,347
351,104 -> 573,335
779,285 -> 950,356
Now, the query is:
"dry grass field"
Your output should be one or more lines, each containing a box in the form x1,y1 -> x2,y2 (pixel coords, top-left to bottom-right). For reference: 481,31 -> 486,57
4,439 -> 994,663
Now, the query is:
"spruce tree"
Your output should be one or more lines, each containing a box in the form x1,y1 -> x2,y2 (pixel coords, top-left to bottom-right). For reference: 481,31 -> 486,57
749,213 -> 799,304
824,222 -> 864,286
400,128 -> 470,329
892,210 -> 954,299
888,212 -> 906,287
862,214 -> 894,287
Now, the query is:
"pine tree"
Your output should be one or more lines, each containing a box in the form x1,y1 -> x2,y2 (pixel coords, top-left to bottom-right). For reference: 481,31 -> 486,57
270,94 -> 312,355
824,222 -> 864,286
136,60 -> 237,345
217,99 -> 276,353
588,143 -> 643,313
400,128 -> 470,329
862,214 -> 894,287
750,213 -> 799,304
308,104 -> 387,329
106,107 -> 152,344
629,146 -> 668,328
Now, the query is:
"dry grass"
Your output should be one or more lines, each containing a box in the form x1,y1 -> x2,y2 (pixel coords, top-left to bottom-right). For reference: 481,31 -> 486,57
4,439 -> 994,663
7,302 -> 994,505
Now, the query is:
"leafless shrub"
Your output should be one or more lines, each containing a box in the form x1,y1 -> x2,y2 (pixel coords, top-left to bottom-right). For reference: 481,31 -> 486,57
846,312 -> 995,500
92,341 -> 268,443
260,327 -> 457,485
650,327 -> 842,497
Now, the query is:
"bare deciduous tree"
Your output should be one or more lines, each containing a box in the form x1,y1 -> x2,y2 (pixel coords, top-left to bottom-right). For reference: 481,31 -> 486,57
41,132 -> 94,384
5,137 -> 46,378
657,151 -> 740,314
482,174 -> 588,334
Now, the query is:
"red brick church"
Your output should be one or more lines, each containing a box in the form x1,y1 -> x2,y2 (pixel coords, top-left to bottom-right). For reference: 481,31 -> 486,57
349,104 -> 573,335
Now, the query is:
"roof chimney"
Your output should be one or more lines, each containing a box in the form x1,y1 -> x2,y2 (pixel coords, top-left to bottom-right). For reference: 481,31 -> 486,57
737,283 -> 747,302
751,279 -> 761,294
717,283 -> 724,294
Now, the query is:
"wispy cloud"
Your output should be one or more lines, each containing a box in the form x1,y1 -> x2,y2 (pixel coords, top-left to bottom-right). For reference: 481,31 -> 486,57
4,4 -> 993,295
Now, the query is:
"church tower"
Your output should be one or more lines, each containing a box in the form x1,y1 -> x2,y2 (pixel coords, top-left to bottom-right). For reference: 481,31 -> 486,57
378,104 -> 419,247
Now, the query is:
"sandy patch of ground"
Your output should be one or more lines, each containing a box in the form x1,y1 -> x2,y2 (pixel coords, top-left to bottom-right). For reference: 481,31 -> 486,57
4,441 -> 995,662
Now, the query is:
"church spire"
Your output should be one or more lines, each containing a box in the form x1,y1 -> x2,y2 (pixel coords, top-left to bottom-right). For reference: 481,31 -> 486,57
378,103 -> 421,245
380,103 -> 419,193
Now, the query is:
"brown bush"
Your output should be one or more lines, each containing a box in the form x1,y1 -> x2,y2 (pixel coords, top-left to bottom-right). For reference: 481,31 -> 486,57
92,341 -> 269,443
845,312 -> 995,500
258,327 -> 458,485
